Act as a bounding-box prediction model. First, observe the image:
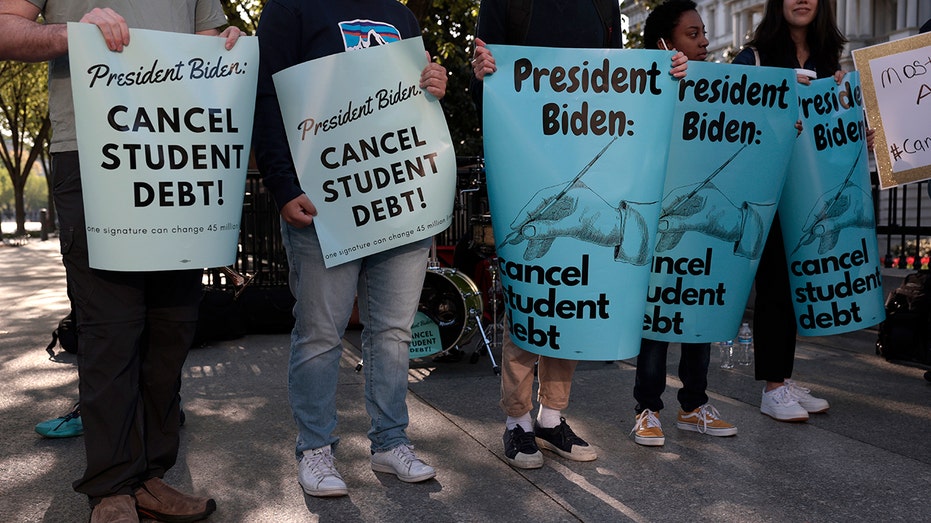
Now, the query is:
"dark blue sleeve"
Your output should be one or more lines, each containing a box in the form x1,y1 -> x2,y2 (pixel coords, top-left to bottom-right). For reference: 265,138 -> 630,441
731,47 -> 757,66
253,0 -> 305,211
470,0 -> 508,110
608,3 -> 622,48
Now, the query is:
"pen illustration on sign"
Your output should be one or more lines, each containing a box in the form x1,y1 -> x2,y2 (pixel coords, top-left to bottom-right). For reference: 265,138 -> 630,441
499,137 -> 652,265
791,148 -> 873,255
655,143 -> 767,259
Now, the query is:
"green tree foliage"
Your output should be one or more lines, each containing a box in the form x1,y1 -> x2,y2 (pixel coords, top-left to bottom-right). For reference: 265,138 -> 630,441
0,60 -> 49,235
0,161 -> 46,226
406,0 -> 483,157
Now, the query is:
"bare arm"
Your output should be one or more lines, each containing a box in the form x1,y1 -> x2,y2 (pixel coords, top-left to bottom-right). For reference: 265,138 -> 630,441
0,1 -> 131,60
0,0 -> 66,61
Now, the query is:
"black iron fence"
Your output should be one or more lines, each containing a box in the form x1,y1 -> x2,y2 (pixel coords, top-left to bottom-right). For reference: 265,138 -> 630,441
874,178 -> 931,269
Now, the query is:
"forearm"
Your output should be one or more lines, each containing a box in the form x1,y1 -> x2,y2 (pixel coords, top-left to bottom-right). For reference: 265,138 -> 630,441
0,14 -> 67,61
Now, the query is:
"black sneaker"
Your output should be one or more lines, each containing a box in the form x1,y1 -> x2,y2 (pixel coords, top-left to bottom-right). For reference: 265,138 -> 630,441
534,417 -> 597,462
503,426 -> 543,469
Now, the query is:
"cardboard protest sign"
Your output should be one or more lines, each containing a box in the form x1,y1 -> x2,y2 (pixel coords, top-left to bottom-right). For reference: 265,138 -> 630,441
644,60 -> 800,343
482,45 -> 677,360
68,23 -> 257,271
781,73 -> 885,335
853,32 -> 931,189
273,37 -> 456,267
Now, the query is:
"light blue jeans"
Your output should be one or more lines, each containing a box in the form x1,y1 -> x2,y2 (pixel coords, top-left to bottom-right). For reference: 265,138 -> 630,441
281,221 -> 429,457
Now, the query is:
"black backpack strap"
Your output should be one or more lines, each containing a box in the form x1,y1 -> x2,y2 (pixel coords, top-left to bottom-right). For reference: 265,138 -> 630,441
591,0 -> 616,47
506,0 -> 533,45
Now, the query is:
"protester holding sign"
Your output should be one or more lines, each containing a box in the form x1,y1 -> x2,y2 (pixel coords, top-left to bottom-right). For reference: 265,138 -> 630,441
731,0 -> 844,423
629,0 -> 738,448
471,0 -> 688,469
252,0 -> 448,498
0,2 -> 240,522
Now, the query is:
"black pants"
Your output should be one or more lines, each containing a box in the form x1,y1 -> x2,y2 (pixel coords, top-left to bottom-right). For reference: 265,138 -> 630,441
52,152 -> 202,502
752,218 -> 797,382
634,339 -> 710,413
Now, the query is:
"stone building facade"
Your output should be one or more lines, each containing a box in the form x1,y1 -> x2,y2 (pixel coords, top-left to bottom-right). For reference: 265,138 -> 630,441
622,0 -> 931,69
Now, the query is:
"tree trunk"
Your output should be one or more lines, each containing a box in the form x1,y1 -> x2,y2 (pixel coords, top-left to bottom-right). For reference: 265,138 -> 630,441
14,181 -> 26,236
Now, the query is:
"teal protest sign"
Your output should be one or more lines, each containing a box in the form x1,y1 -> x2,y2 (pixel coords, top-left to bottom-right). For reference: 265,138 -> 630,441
273,37 -> 456,267
68,23 -> 257,271
644,61 -> 799,343
483,45 -> 678,360
781,72 -> 885,336
409,311 -> 443,359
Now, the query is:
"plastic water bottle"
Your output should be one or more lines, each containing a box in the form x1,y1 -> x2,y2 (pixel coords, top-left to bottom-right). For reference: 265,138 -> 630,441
719,339 -> 735,369
737,322 -> 753,366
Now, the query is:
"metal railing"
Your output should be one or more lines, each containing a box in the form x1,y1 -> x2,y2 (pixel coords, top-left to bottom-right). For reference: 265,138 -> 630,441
874,178 -> 931,269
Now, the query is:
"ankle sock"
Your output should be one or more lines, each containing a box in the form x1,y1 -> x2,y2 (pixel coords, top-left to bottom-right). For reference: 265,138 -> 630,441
506,413 -> 533,432
536,406 -> 561,429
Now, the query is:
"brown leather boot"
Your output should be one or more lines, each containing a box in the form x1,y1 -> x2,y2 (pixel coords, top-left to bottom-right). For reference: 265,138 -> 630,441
133,477 -> 216,522
90,495 -> 139,523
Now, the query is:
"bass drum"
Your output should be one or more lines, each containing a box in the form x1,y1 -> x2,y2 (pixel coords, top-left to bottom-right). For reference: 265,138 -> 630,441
419,267 -> 483,351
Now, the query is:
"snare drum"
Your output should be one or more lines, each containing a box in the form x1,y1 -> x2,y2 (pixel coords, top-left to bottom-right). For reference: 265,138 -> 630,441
419,267 -> 483,350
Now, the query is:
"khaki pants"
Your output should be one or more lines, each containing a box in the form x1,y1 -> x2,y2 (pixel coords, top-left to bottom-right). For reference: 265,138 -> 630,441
499,324 -> 578,417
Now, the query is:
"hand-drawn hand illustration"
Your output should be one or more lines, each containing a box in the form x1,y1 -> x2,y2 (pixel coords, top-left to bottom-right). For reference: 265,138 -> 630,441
656,182 -> 765,259
504,180 -> 650,264
654,144 -> 767,259
791,149 -> 872,255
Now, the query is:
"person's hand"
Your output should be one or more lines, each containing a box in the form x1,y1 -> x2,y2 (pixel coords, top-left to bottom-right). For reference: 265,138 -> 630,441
795,119 -> 803,136
866,126 -> 875,150
833,69 -> 846,85
80,7 -> 129,52
505,181 -> 626,260
218,25 -> 242,50
421,52 -> 447,99
669,50 -> 688,79
797,180 -> 874,254
280,194 -> 317,228
472,37 -> 496,80
656,182 -> 743,252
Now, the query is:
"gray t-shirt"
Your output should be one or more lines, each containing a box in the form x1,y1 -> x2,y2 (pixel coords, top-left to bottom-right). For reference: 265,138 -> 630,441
28,0 -> 228,152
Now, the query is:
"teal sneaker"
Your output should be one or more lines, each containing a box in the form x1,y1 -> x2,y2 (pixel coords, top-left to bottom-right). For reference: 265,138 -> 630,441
35,403 -> 83,438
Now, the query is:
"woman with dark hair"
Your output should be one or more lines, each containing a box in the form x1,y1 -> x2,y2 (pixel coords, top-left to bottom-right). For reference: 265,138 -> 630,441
630,0 -> 737,447
731,0 -> 843,422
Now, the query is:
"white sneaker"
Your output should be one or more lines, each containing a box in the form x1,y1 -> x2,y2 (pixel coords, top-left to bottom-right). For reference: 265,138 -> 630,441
785,379 -> 830,413
371,444 -> 436,483
298,445 -> 348,497
761,385 -> 809,422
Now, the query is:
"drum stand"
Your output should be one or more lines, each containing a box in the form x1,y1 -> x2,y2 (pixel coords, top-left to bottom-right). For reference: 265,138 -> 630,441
469,311 -> 501,375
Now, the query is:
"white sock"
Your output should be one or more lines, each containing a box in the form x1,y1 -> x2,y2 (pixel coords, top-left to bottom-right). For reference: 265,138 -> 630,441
536,406 -> 561,429
506,413 -> 533,432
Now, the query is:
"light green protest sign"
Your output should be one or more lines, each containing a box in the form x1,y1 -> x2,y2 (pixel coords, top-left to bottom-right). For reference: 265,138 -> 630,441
272,37 -> 456,268
68,23 -> 257,271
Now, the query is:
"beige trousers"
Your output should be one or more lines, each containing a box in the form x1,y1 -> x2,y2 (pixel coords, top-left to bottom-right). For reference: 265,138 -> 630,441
499,324 -> 578,417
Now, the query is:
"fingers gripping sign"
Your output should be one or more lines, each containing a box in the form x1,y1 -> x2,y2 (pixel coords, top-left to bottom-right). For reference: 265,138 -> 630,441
79,7 -> 129,52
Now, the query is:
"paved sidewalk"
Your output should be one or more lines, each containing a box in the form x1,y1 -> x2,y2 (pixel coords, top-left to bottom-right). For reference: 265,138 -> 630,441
1,239 -> 929,522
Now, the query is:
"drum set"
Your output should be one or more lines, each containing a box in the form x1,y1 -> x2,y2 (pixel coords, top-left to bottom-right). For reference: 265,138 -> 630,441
415,158 -> 504,374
